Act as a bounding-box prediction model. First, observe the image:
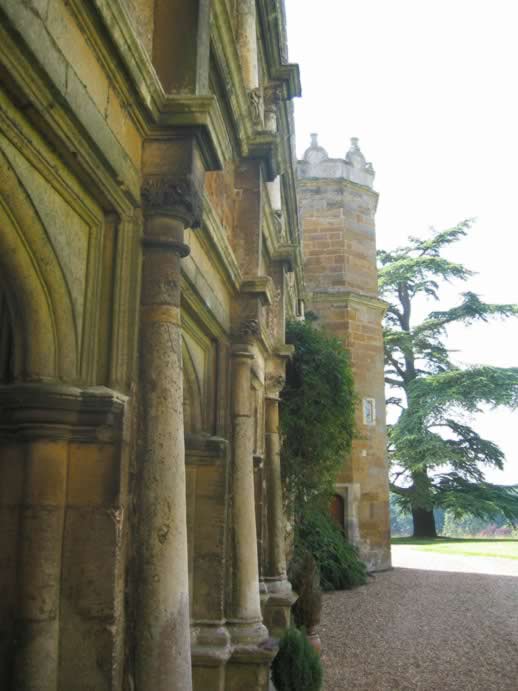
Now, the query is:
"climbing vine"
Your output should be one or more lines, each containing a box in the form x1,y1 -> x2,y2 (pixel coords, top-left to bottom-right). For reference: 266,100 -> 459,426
280,318 -> 356,517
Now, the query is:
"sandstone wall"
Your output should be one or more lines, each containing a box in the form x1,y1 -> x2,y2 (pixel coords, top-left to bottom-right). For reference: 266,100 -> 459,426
0,1 -> 302,690
298,137 -> 391,572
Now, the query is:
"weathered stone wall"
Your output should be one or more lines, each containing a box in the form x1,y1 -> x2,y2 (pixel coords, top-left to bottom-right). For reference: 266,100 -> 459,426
0,1 -> 302,690
298,136 -> 391,572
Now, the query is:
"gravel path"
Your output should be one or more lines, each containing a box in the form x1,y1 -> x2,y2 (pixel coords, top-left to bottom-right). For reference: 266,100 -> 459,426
320,548 -> 518,690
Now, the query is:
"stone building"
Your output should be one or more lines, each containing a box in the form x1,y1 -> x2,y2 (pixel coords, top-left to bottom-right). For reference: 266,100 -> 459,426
298,135 -> 391,572
0,1 -> 303,690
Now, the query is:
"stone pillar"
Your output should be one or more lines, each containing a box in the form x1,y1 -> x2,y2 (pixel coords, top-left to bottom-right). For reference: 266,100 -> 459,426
262,360 -> 296,639
264,395 -> 285,585
14,441 -> 67,691
236,0 -> 259,90
229,347 -> 266,638
136,165 -> 202,690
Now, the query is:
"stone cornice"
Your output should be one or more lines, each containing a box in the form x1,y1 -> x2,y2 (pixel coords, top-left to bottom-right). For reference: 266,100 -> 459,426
272,243 -> 297,272
297,174 -> 380,207
241,276 -> 275,306
0,384 -> 127,442
273,344 -> 295,359
185,434 -> 228,461
247,132 -> 280,181
310,289 -> 389,314
73,0 -> 225,170
256,0 -> 301,99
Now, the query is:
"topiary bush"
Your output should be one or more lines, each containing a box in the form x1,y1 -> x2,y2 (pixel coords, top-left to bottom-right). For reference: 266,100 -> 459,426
288,550 -> 322,632
296,509 -> 367,591
271,627 -> 323,691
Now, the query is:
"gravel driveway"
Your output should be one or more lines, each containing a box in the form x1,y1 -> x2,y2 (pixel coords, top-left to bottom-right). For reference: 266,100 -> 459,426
320,547 -> 518,690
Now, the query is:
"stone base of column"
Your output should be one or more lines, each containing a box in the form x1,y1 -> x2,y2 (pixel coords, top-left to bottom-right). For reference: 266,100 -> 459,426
191,624 -> 231,691
262,579 -> 297,639
227,619 -> 269,646
225,637 -> 277,691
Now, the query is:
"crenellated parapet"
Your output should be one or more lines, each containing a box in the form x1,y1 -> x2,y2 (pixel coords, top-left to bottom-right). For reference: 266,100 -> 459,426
299,133 -> 376,189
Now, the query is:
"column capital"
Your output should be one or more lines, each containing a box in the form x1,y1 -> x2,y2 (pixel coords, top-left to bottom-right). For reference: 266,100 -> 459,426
265,373 -> 284,399
141,173 -> 203,230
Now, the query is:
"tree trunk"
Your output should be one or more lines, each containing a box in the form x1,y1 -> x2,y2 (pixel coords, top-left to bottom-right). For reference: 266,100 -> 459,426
412,507 -> 437,538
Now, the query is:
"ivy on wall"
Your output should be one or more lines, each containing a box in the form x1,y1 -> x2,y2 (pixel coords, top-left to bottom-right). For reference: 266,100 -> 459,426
281,318 -> 356,516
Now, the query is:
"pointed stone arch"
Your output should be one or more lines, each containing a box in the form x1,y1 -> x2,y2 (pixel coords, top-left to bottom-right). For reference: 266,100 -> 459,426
0,148 -> 77,382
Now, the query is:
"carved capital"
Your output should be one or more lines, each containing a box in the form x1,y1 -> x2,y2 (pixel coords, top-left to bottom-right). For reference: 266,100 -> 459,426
141,174 -> 203,229
240,318 -> 261,338
266,373 -> 285,394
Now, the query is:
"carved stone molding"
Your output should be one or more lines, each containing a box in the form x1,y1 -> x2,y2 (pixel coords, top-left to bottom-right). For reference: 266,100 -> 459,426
141,174 -> 203,229
0,383 -> 127,442
273,243 -> 296,272
265,373 -> 285,394
248,88 -> 264,128
239,318 -> 261,338
241,276 -> 274,305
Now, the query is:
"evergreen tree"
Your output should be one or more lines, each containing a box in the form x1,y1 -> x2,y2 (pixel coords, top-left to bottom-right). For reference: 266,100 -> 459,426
378,221 -> 518,537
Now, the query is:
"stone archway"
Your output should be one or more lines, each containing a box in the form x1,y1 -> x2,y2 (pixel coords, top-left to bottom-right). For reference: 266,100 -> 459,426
0,156 -> 80,689
0,147 -> 78,382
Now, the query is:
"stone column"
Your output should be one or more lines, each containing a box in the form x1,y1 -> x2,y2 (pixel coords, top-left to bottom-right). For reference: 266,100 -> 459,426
229,346 -> 268,644
264,394 -> 286,586
136,174 -> 201,691
236,0 -> 259,90
262,365 -> 296,639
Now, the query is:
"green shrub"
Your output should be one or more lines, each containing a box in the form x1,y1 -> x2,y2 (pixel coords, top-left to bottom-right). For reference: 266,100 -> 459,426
296,510 -> 367,591
271,627 -> 323,691
289,550 -> 322,631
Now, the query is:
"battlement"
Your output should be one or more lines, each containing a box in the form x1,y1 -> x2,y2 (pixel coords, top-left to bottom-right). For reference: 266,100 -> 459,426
298,133 -> 375,189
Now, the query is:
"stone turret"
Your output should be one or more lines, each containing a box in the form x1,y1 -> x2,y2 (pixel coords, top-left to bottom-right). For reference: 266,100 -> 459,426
297,135 -> 391,572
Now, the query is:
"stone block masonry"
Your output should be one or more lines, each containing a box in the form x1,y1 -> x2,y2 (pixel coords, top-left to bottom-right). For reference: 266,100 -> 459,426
298,135 -> 391,572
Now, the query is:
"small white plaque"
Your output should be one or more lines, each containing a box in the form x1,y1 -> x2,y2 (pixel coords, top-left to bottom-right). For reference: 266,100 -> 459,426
363,398 -> 376,425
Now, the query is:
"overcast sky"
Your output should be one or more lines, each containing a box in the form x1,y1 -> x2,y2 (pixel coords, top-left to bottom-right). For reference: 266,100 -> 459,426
285,0 -> 518,485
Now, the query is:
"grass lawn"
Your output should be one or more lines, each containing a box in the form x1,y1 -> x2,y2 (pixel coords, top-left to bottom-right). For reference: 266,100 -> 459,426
392,536 -> 518,561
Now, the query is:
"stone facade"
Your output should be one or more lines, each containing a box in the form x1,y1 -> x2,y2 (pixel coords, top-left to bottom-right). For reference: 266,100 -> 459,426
0,2 -> 392,689
0,2 -> 302,689
298,135 -> 391,572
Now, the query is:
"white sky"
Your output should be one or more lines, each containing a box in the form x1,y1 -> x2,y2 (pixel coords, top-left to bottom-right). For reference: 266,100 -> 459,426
285,0 -> 518,485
